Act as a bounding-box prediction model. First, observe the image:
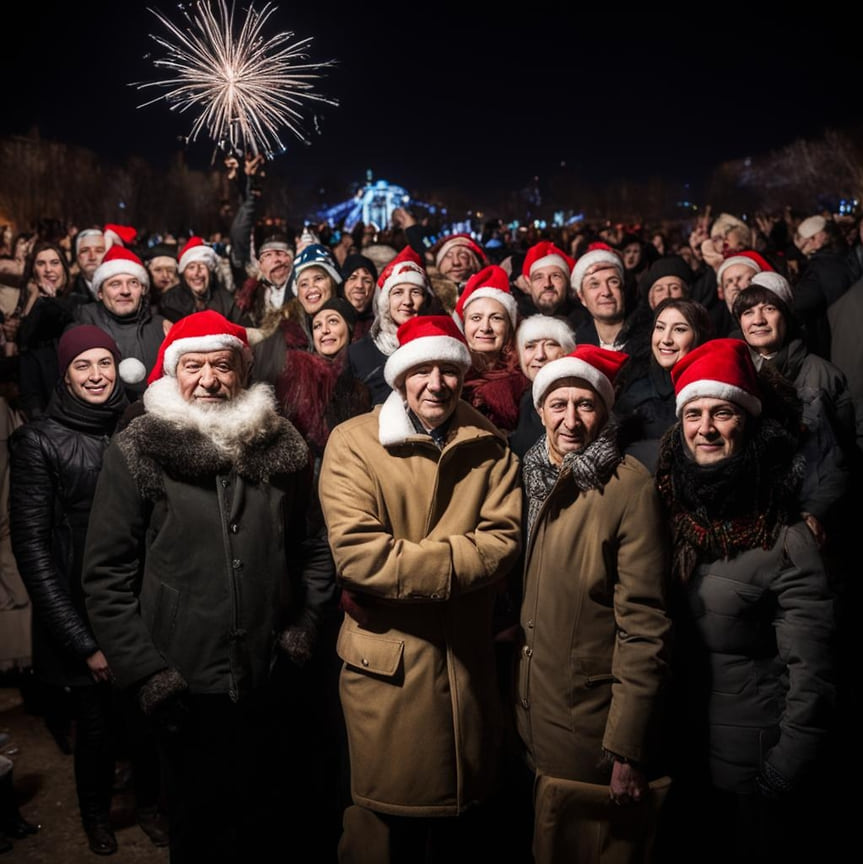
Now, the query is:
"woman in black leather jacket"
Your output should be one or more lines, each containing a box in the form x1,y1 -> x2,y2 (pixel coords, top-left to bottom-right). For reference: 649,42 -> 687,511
9,324 -> 166,855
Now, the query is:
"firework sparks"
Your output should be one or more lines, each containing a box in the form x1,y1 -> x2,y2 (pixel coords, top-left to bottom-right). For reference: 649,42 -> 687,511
135,0 -> 338,158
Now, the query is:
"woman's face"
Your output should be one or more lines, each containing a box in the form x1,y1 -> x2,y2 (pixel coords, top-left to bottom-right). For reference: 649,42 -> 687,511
312,309 -> 350,357
296,266 -> 334,315
387,283 -> 426,326
33,249 -> 66,296
463,297 -> 511,357
651,307 -> 696,370
64,348 -> 117,404
739,301 -> 787,356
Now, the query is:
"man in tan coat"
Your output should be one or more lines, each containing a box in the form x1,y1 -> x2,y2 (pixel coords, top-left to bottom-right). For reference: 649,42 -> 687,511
516,344 -> 671,864
319,314 -> 522,863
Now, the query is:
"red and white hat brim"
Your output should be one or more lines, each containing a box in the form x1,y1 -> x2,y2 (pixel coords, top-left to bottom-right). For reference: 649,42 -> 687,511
571,251 -> 623,295
460,287 -> 518,330
162,333 -> 252,378
377,267 -> 430,314
529,253 -> 572,278
675,380 -> 761,418
93,259 -> 149,294
516,315 -> 576,353
179,245 -> 218,274
533,356 -> 615,410
384,335 -> 471,388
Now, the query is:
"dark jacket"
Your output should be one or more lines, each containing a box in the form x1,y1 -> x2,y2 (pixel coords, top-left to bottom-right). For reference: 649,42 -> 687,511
158,280 -> 249,326
347,334 -> 392,406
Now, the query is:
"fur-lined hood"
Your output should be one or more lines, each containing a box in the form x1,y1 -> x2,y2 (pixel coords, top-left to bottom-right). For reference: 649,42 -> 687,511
117,378 -> 308,500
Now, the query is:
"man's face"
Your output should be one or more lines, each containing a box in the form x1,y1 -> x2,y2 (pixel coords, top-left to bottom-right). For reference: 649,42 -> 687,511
578,265 -> 625,324
295,266 -> 334,315
739,301 -> 787,356
147,256 -> 178,293
438,245 -> 478,284
528,265 -> 569,314
259,248 -> 293,286
183,261 -> 211,298
99,274 -> 145,316
681,397 -> 747,465
343,267 -> 375,313
647,276 -> 686,309
176,349 -> 246,405
519,338 -> 567,381
718,263 -> 755,312
539,378 -> 608,465
76,237 -> 107,281
64,348 -> 116,404
402,362 -> 463,430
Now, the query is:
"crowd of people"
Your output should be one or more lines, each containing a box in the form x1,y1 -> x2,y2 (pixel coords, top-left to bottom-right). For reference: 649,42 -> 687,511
0,175 -> 860,864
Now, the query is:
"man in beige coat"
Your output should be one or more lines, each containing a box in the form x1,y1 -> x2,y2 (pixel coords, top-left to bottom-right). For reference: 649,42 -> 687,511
319,314 -> 522,863
516,344 -> 671,864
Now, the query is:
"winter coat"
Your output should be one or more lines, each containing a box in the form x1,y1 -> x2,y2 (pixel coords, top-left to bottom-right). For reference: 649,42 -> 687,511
509,387 -> 544,459
516,454 -> 671,782
318,394 -> 523,816
826,276 -> 863,454
158,280 -> 249,326
82,380 -> 335,698
9,382 -> 125,687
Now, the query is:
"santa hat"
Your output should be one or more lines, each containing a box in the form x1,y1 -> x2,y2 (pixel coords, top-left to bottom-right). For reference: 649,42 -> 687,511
433,234 -> 488,270
796,215 -> 827,240
147,310 -> 252,385
384,314 -> 471,389
376,246 -> 431,315
716,250 -> 772,286
289,243 -> 342,296
103,223 -> 137,249
672,337 -> 761,418
75,228 -> 105,255
570,243 -> 624,296
533,344 -> 628,410
455,265 -> 519,329
749,271 -> 793,306
521,241 -> 575,281
178,236 -> 218,274
92,245 -> 149,295
516,315 -> 576,354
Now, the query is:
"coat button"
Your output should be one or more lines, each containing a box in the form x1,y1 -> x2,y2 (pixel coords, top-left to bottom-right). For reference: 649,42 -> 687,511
361,658 -> 369,667
522,646 -> 533,657
232,559 -> 241,569
230,523 -> 239,533
527,619 -> 535,629
521,698 -> 529,709
430,592 -> 440,600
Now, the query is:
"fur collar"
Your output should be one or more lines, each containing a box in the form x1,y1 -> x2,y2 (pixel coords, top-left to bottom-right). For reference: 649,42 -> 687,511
118,378 -> 308,499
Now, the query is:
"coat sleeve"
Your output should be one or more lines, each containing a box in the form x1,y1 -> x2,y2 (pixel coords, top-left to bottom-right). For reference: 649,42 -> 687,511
81,438 -> 168,690
9,425 -> 99,661
764,523 -> 835,786
603,469 -> 672,764
318,424 -> 522,602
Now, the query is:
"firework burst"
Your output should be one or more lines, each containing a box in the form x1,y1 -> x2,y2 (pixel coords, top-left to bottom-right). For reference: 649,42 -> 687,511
135,0 -> 338,158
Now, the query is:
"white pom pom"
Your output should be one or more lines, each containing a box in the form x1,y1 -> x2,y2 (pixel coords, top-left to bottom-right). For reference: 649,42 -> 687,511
119,357 -> 147,384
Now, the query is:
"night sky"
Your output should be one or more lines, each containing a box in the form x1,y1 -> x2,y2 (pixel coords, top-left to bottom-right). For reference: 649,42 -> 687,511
5,1 -> 859,202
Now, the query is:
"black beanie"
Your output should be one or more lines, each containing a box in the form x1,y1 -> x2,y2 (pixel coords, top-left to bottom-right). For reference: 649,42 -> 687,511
313,296 -> 357,330
340,253 -> 378,285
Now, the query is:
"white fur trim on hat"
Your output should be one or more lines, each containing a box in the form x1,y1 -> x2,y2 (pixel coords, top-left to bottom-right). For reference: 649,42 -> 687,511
716,254 -> 762,286
461,287 -> 519,329
749,271 -> 793,305
92,259 -> 149,295
529,253 -> 571,278
517,315 -> 576,353
384,334 -> 471,388
533,356 -> 615,410
179,244 -> 218,274
797,215 -> 827,240
570,250 -> 623,295
377,266 -> 430,315
675,379 -> 762,418
435,236 -> 480,268
162,333 -> 251,378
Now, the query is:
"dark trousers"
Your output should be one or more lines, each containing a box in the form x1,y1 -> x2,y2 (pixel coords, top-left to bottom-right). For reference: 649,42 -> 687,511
69,683 -> 115,823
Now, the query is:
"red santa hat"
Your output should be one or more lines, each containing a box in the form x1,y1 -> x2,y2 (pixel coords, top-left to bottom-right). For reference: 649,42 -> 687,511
147,310 -> 253,384
454,265 -> 519,330
383,314 -> 471,388
178,236 -> 218,274
749,271 -> 793,306
516,314 -> 576,354
376,246 -> 432,315
672,337 -> 761,418
532,344 -> 629,410
521,241 -> 576,281
715,250 -> 773,286
433,233 -> 488,271
103,223 -> 137,249
570,243 -> 625,296
92,245 -> 149,295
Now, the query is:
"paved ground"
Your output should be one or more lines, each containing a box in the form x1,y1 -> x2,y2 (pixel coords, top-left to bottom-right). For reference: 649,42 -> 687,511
0,686 -> 168,863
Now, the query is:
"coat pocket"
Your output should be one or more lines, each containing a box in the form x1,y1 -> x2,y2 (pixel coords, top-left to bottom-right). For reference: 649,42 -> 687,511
337,627 -> 405,678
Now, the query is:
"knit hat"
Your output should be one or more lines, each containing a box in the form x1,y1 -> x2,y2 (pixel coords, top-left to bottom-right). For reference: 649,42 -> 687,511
516,315 -> 576,354
289,243 -> 342,296
312,296 -> 357,331
796,215 -> 827,240
103,223 -> 137,249
455,265 -> 519,329
433,234 -> 488,271
258,234 -> 294,257
147,310 -> 252,384
638,255 -> 693,296
376,245 -> 431,316
74,228 -> 105,255
533,344 -> 628,410
521,241 -> 575,281
340,253 -> 378,285
384,314 -> 471,389
92,245 -> 149,295
58,325 -> 120,374
672,337 -> 761,418
715,250 -> 772,286
178,236 -> 218,274
749,271 -> 793,306
143,243 -> 179,264
570,243 -> 624,296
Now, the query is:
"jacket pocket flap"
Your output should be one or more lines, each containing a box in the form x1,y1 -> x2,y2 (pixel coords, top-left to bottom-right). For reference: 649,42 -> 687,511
337,628 -> 404,677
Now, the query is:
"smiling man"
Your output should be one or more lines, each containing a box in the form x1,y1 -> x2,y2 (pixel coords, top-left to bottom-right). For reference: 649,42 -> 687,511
318,314 -> 522,863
